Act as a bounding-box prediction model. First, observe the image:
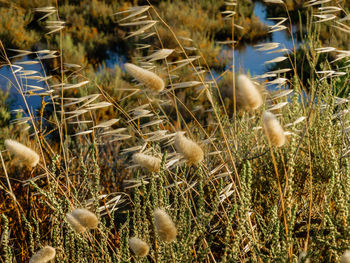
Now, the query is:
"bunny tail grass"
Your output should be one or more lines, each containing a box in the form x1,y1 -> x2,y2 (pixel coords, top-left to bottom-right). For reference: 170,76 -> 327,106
263,111 -> 286,147
154,208 -> 177,242
125,63 -> 165,92
129,237 -> 150,257
68,208 -> 98,229
29,246 -> 56,263
5,139 -> 40,168
236,74 -> 263,110
132,152 -> 161,172
174,132 -> 203,164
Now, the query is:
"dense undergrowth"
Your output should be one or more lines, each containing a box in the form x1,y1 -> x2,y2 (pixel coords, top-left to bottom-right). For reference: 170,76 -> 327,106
0,0 -> 350,262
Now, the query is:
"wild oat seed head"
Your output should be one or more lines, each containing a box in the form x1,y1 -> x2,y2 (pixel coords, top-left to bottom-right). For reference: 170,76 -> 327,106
66,213 -> 86,233
298,251 -> 310,263
236,74 -> 263,110
5,139 -> 40,168
125,63 -> 165,92
29,246 -> 56,263
129,237 -> 150,257
154,208 -> 177,242
174,132 -> 203,164
341,250 -> 350,263
262,111 -> 286,147
70,208 -> 98,229
132,153 -> 161,172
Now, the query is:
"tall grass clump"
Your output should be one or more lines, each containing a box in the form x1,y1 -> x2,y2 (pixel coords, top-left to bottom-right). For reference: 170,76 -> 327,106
0,0 -> 350,262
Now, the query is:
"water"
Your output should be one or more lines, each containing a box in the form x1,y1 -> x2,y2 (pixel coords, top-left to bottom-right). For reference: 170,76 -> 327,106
0,56 -> 46,111
224,1 -> 298,76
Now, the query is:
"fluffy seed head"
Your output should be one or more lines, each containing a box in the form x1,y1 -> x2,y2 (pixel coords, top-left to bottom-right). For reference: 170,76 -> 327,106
5,139 -> 40,168
298,251 -> 310,263
236,74 -> 263,110
125,63 -> 165,92
129,237 -> 150,257
262,111 -> 286,147
132,153 -> 161,172
154,208 -> 177,242
29,246 -> 56,263
66,213 -> 86,233
68,208 -> 98,229
174,132 -> 203,164
341,250 -> 350,263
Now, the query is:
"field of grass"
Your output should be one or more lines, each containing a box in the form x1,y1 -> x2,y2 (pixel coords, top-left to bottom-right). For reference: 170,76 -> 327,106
0,0 -> 350,262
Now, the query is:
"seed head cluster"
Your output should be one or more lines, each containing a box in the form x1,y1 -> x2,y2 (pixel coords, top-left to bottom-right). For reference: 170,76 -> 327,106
5,139 -> 40,168
129,237 -> 150,257
236,74 -> 263,111
298,251 -> 310,263
66,213 -> 87,233
29,246 -> 56,263
66,208 -> 98,232
154,208 -> 177,242
262,111 -> 286,147
174,132 -> 203,164
132,153 -> 161,172
125,63 -> 165,92
341,251 -> 350,263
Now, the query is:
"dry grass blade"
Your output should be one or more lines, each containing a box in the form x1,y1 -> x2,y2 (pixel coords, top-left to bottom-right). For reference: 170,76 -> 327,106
125,21 -> 157,39
315,47 -> 336,53
119,20 -> 157,26
170,81 -> 201,90
140,119 -> 164,128
255,42 -> 280,51
144,49 -> 174,61
264,0 -> 284,3
269,25 -> 287,33
84,102 -> 112,110
305,0 -> 331,7
116,6 -> 151,22
72,130 -> 93,136
34,6 -> 56,21
270,89 -> 293,100
15,60 -> 39,65
93,119 -> 119,128
60,81 -> 89,90
265,56 -> 288,64
267,68 -> 291,74
313,14 -> 337,23
266,78 -> 287,86
101,128 -> 128,136
46,25 -> 65,34
268,102 -> 289,111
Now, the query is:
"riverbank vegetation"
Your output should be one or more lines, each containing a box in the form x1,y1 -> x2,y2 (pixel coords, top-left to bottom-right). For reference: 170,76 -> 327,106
0,0 -> 350,262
